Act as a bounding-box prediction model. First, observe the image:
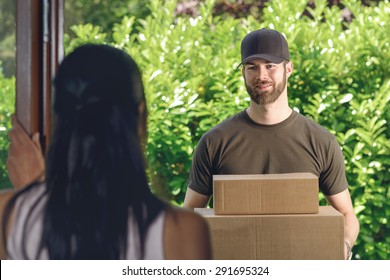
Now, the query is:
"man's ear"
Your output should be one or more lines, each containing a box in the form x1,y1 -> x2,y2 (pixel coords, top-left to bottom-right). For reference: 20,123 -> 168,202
286,61 -> 293,78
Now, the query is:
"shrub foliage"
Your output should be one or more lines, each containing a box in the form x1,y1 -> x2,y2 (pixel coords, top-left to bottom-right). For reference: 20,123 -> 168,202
0,0 -> 389,259
0,68 -> 14,189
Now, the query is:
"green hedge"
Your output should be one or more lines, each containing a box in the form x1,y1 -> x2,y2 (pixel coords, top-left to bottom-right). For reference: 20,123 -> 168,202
0,66 -> 14,189
0,0 -> 389,259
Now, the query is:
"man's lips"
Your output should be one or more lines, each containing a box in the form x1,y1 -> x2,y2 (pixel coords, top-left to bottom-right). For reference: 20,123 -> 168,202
255,83 -> 274,90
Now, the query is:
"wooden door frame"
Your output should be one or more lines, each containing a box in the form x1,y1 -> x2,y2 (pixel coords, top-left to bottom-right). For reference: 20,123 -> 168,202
15,0 -> 63,151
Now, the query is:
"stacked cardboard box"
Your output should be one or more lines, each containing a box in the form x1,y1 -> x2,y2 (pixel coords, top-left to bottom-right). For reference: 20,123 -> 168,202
195,173 -> 344,260
213,173 -> 319,215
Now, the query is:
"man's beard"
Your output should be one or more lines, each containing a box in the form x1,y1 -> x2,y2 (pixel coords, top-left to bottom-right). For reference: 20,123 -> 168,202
245,68 -> 287,105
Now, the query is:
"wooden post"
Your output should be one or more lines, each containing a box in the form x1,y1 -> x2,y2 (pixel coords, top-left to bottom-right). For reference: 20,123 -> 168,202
15,0 -> 63,151
16,0 -> 40,136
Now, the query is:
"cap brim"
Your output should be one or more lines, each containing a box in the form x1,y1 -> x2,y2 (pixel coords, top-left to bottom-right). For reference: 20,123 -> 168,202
239,54 -> 286,67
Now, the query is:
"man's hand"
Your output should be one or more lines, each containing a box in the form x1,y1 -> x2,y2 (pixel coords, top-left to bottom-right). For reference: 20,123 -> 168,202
6,115 -> 45,189
344,240 -> 352,260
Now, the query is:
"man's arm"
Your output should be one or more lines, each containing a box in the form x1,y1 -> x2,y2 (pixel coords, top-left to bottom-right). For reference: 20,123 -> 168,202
326,188 -> 360,260
183,188 -> 210,209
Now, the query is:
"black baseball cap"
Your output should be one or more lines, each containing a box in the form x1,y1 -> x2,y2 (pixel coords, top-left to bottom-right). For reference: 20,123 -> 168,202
239,28 -> 290,66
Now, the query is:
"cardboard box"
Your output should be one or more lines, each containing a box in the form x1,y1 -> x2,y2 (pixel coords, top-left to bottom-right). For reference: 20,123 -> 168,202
213,173 -> 319,215
196,206 -> 344,260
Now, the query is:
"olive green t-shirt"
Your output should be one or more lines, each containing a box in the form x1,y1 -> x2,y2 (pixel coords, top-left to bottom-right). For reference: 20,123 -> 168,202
188,110 -> 348,196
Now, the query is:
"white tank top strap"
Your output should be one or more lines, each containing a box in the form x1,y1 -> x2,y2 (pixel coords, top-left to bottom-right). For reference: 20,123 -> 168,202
144,210 -> 166,259
126,209 -> 166,259
7,183 -> 48,259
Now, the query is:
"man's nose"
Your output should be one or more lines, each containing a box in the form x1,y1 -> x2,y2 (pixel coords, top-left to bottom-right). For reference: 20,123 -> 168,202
257,67 -> 269,80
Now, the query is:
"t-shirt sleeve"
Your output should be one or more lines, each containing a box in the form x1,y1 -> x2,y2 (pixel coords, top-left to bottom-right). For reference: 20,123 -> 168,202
187,135 -> 214,196
319,136 -> 349,195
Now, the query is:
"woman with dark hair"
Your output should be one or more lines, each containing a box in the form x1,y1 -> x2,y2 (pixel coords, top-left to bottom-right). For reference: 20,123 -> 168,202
0,44 -> 211,259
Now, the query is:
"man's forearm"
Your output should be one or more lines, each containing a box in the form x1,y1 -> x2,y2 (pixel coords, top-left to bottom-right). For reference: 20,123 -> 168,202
344,212 -> 360,259
345,212 -> 359,244
183,188 -> 210,209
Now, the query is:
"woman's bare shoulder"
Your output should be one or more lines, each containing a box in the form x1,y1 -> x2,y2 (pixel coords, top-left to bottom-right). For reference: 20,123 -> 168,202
163,206 -> 212,260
